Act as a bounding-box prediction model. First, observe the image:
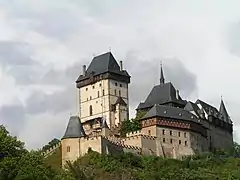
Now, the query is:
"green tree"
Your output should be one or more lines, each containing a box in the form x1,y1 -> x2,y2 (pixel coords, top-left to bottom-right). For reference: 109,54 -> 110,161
120,110 -> 146,136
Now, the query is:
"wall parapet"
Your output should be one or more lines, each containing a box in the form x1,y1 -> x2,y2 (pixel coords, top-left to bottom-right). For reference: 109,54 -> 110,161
123,134 -> 156,142
42,142 -> 61,157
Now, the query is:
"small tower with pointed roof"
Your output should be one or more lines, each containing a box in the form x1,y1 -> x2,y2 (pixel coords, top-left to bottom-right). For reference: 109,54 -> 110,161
61,116 -> 86,167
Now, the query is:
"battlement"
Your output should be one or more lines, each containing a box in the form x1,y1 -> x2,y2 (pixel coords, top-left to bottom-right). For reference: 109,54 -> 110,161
104,136 -> 142,151
42,142 -> 61,157
126,130 -> 141,137
123,134 -> 156,141
79,135 -> 102,142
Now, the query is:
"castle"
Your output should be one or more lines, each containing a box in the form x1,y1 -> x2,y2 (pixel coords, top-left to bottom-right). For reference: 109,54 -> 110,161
60,52 -> 233,168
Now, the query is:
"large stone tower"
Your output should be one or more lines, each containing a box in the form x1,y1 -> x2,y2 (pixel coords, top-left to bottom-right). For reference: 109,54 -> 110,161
76,52 -> 131,130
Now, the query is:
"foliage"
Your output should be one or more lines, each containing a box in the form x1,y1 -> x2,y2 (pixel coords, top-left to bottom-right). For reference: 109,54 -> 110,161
44,146 -> 62,170
63,149 -> 240,180
120,110 -> 147,136
2,124 -> 240,179
0,125 -> 67,180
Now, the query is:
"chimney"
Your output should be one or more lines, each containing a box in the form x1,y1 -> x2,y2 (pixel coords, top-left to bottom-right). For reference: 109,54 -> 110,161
82,65 -> 86,76
176,90 -> 179,100
120,61 -> 123,71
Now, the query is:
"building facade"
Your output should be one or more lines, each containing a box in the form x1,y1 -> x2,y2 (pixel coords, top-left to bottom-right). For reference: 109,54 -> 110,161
60,52 -> 233,168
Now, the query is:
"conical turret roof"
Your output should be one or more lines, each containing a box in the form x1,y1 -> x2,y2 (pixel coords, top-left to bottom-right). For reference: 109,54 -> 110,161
219,99 -> 232,123
62,116 -> 86,139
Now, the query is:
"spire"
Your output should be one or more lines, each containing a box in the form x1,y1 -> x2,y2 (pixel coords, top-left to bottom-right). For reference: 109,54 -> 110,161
101,117 -> 109,129
160,62 -> 165,84
219,97 -> 231,123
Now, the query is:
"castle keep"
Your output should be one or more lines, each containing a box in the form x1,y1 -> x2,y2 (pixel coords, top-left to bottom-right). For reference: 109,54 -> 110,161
60,52 -> 233,167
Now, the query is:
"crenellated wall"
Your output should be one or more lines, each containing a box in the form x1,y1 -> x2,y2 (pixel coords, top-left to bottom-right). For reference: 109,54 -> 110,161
42,142 -> 61,157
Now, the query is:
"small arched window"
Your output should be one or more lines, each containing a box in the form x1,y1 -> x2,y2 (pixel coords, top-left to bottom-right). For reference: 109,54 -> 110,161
89,105 -> 93,116
102,90 -> 105,96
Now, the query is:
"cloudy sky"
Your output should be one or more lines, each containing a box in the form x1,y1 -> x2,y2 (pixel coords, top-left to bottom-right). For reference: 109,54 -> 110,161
0,0 -> 240,149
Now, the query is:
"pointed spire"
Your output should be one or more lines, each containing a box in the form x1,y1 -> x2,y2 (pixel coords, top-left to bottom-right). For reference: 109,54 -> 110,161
101,117 -> 109,129
219,97 -> 231,123
160,62 -> 165,85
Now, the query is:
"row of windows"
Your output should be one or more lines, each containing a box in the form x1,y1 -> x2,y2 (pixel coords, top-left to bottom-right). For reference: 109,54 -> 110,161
162,138 -> 188,146
162,129 -> 187,138
86,89 -> 121,101
86,83 -> 123,91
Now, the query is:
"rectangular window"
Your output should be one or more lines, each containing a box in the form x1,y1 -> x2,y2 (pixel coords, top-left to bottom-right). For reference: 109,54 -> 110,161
170,130 -> 172,136
119,90 -> 121,97
184,132 -> 187,138
163,138 -> 165,143
148,130 -> 151,135
185,141 -> 187,146
162,129 -> 165,135
97,91 -> 100,98
178,132 -> 181,137
67,146 -> 70,152
114,89 -> 117,95
120,84 -> 122,87
170,139 -> 173,144
86,88 -> 88,91
179,140 -> 181,144
115,82 -> 118,86
99,83 -> 102,87
103,90 -> 105,96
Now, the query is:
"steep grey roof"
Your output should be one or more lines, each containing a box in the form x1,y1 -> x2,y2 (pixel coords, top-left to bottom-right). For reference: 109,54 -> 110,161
184,101 -> 201,117
137,82 -> 186,110
62,116 -> 86,139
114,97 -> 127,106
141,104 -> 199,123
195,99 -> 219,117
85,52 -> 130,77
219,99 -> 232,123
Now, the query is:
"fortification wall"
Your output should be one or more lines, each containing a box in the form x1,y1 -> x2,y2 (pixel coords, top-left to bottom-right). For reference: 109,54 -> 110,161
209,125 -> 233,150
42,142 -> 61,157
79,136 -> 102,155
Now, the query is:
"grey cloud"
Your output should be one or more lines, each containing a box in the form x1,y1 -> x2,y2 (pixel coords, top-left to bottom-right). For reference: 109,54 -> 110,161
0,41 -> 35,66
0,104 -> 26,136
25,86 -> 76,115
124,50 -> 198,109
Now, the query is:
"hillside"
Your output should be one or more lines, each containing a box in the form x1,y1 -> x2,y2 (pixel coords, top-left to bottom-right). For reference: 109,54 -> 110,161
44,146 -> 62,170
